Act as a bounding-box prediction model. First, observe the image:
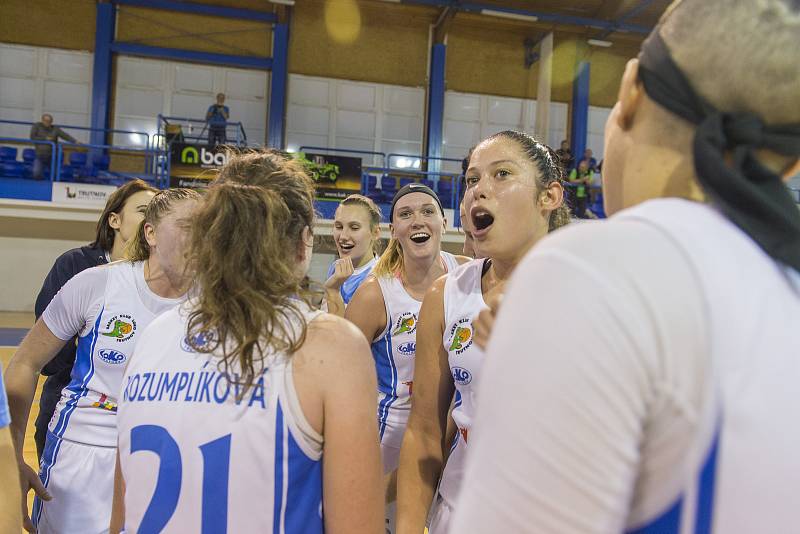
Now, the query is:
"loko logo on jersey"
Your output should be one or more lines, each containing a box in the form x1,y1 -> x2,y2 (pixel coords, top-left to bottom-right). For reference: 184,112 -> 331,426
101,314 -> 137,342
98,348 -> 127,365
452,366 -> 472,385
448,318 -> 473,355
392,312 -> 417,336
398,342 -> 416,355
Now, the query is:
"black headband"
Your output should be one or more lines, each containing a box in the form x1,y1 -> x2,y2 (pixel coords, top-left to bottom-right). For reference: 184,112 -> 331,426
390,183 -> 445,223
638,31 -> 800,272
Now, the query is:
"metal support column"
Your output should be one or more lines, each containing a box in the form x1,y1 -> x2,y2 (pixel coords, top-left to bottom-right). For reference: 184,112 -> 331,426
426,43 -> 447,175
570,60 -> 590,164
90,2 -> 116,146
267,21 -> 289,149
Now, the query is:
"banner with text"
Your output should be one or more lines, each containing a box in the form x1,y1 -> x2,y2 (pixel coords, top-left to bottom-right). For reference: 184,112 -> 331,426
295,152 -> 362,201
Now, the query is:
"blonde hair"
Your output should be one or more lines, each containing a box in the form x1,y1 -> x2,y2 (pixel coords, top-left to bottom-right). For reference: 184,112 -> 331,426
185,150 -> 317,394
125,188 -> 201,261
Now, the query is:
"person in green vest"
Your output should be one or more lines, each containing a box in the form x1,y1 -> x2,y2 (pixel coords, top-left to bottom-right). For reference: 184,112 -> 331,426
568,159 -> 593,218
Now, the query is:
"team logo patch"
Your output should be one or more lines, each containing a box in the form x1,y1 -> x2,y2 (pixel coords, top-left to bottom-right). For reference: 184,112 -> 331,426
98,348 -> 126,365
397,341 -> 416,355
92,393 -> 117,412
181,330 -> 216,353
392,312 -> 417,336
101,314 -> 136,342
448,318 -> 473,355
452,366 -> 472,385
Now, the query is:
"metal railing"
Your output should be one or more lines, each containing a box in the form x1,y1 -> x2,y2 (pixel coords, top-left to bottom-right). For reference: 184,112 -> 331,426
0,119 -> 150,149
156,114 -> 248,150
56,142 -> 163,187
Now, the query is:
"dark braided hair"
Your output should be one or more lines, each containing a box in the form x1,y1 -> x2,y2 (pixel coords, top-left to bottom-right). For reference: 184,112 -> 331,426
463,130 -> 571,231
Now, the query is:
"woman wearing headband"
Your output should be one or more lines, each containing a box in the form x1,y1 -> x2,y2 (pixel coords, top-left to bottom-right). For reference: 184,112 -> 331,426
346,183 -> 469,532
450,1 -> 800,532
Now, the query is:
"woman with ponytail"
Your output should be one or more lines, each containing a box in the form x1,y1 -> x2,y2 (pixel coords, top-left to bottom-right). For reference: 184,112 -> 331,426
6,187 -> 198,533
396,131 -> 568,534
346,183 -> 470,532
114,151 -> 383,533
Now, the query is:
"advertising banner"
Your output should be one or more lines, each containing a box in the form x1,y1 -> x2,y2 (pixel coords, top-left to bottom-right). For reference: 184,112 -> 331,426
51,182 -> 118,206
295,152 -> 362,201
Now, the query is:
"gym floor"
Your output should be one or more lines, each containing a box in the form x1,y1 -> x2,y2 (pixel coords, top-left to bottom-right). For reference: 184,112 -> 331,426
0,312 -> 43,530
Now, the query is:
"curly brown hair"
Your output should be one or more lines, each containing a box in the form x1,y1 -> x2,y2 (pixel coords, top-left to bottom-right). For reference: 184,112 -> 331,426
185,150 -> 317,394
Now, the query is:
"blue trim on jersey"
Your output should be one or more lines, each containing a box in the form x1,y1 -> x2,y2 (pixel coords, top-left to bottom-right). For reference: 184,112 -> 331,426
50,309 -> 104,438
626,498 -> 683,534
36,307 -> 105,527
454,390 -> 462,409
285,428 -> 323,533
626,428 -> 722,534
694,430 -> 721,534
373,332 -> 397,440
327,258 -> 375,305
273,403 -> 285,534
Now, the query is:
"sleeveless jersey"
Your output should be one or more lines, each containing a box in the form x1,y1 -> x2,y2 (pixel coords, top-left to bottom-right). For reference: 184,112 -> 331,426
41,261 -> 185,448
439,258 -> 489,506
327,256 -> 377,305
117,303 -> 325,534
372,251 -> 459,448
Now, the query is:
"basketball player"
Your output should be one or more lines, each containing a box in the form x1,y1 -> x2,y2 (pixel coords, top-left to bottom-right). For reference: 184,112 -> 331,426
451,1 -> 800,532
346,183 -> 469,532
112,152 -> 383,533
0,366 -> 22,532
34,179 -> 157,460
325,194 -> 383,316
5,188 -> 199,533
396,131 -> 568,534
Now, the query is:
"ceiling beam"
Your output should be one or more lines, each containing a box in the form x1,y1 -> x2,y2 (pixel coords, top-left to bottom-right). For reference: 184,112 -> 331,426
594,0 -> 659,39
395,0 -> 652,34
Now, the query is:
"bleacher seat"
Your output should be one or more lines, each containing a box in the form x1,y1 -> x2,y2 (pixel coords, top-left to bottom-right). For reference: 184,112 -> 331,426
22,149 -> 35,163
2,161 -> 24,178
437,178 -> 453,208
381,175 -> 397,193
420,178 -> 434,189
399,177 -> 416,188
0,147 -> 18,161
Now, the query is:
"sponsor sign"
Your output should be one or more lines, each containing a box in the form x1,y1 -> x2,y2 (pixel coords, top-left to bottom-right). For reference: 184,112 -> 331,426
294,152 -> 362,201
51,182 -> 118,206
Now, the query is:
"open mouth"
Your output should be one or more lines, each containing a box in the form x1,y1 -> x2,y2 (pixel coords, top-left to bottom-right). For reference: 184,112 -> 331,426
409,232 -> 431,244
471,208 -> 495,234
338,242 -> 355,253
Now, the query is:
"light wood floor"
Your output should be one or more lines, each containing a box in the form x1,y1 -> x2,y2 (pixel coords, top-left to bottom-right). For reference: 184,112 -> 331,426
2,340 -> 44,530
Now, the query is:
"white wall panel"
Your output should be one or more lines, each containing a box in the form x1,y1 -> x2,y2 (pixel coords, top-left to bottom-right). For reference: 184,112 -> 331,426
0,44 -> 92,146
114,56 -> 268,147
287,74 -> 425,168
587,105 -> 612,160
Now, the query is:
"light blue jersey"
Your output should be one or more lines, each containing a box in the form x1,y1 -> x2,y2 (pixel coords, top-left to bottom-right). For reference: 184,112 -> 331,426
327,256 -> 377,305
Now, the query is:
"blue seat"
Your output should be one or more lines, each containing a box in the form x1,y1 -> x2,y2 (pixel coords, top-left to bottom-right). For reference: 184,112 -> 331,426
1,161 -> 24,178
364,174 -> 378,196
0,147 -> 18,161
399,177 -> 416,188
437,179 -> 453,208
22,148 -> 36,163
69,152 -> 88,166
420,179 -> 434,189
91,153 -> 110,171
381,175 -> 397,191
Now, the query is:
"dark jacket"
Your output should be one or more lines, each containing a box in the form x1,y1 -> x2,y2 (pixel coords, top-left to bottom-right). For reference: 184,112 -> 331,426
29,122 -> 77,157
34,245 -> 107,459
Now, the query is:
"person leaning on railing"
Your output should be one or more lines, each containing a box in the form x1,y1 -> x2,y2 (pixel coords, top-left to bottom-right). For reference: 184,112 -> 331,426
29,114 -> 77,180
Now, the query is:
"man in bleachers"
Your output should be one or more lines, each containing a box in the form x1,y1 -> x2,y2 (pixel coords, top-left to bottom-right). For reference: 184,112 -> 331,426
555,139 -> 574,171
29,114 -> 77,180
206,92 -> 230,147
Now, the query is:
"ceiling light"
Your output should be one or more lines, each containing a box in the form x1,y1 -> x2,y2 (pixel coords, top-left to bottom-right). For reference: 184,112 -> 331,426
268,0 -> 295,5
588,38 -> 613,47
480,9 -> 538,23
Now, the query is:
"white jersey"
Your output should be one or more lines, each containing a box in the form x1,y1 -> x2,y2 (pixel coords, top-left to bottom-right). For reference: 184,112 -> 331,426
41,260 -> 185,448
117,302 -> 325,534
438,258 -> 489,507
451,198 -> 800,534
372,251 -> 459,449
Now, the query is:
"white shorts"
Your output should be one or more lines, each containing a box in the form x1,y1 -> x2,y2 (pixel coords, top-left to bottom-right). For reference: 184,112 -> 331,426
34,432 -> 116,534
428,494 -> 453,534
382,442 -> 401,474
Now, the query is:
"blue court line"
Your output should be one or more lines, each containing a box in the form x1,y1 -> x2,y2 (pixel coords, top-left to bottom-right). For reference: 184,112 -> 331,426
0,328 -> 28,346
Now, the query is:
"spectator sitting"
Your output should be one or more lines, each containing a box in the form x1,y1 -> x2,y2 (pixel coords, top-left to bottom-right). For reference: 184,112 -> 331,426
206,92 -> 230,147
555,140 -> 574,171
568,159 -> 593,218
579,148 -> 598,172
29,114 -> 77,180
